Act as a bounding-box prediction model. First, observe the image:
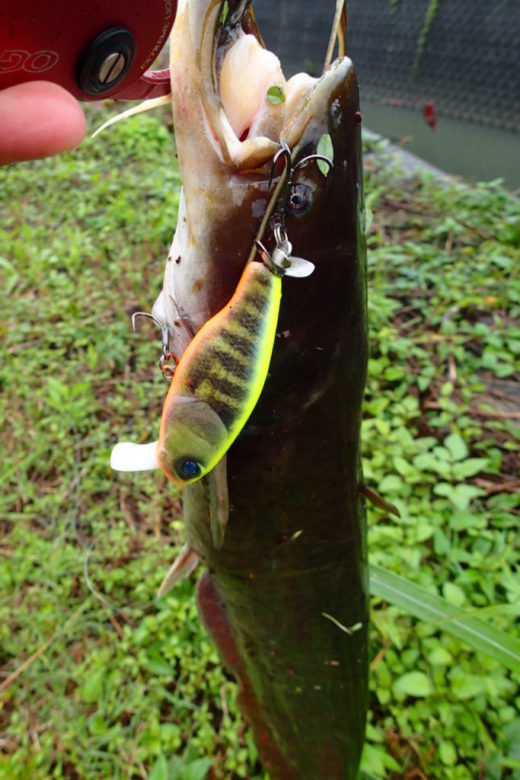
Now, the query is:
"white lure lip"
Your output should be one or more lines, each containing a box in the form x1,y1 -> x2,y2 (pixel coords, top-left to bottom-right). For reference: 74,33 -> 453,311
110,441 -> 159,471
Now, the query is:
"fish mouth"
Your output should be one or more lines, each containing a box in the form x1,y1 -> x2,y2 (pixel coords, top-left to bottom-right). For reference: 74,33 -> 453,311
157,0 -> 356,353
172,0 -> 350,172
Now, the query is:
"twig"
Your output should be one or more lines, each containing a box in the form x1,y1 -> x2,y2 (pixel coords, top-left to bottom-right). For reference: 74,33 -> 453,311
444,230 -> 453,256
83,545 -> 129,637
0,639 -> 53,693
120,494 -> 138,530
475,408 -> 520,420
120,749 -> 147,780
370,643 -> 390,671
448,354 -> 457,383
106,613 -> 125,640
406,767 -> 428,780
424,400 -> 520,420
475,478 -> 520,496
220,684 -> 229,720
0,601 -> 88,693
60,466 -> 88,502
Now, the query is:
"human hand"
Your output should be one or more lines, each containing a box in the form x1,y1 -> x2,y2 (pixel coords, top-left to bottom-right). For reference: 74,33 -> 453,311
0,81 -> 86,165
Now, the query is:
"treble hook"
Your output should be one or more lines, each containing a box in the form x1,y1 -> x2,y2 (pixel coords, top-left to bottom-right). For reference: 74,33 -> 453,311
132,311 -> 169,352
268,146 -> 334,233
268,140 -> 292,190
131,311 -> 178,381
269,146 -> 333,191
293,153 -> 333,174
248,142 -> 316,278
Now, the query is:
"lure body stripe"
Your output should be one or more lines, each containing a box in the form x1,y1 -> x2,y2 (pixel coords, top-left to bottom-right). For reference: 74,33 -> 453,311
160,259 -> 281,466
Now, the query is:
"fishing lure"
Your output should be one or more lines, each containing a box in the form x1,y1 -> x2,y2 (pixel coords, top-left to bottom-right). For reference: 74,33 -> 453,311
157,255 -> 283,486
111,149 -> 315,487
112,247 -> 311,486
110,250 -> 283,487
112,240 -> 313,486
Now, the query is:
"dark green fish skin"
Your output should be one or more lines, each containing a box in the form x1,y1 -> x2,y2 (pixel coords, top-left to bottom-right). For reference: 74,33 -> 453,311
182,64 -> 368,779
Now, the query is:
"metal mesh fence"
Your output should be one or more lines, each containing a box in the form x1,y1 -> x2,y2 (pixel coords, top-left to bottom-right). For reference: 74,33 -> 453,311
254,0 -> 520,133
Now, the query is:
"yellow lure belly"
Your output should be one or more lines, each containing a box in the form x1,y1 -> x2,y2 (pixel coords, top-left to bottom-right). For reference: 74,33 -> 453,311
157,260 -> 281,486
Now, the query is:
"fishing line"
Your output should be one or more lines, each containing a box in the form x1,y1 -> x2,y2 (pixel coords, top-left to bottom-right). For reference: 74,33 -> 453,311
246,143 -> 292,265
323,0 -> 347,72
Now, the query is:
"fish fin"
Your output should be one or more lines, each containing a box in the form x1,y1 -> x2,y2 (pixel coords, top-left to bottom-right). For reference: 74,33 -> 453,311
111,440 -> 159,471
359,483 -> 401,518
92,94 -> 172,137
157,543 -> 200,598
209,456 -> 229,550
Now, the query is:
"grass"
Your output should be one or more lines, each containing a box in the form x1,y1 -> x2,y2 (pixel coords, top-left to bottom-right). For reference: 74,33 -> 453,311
362,137 -> 520,778
0,111 -> 519,779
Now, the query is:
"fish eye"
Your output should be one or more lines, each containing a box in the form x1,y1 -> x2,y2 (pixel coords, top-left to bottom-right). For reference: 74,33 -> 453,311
175,458 -> 202,481
286,183 -> 312,216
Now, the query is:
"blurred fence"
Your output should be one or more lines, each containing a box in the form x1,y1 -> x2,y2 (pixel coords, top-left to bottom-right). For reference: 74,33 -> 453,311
254,0 -> 520,133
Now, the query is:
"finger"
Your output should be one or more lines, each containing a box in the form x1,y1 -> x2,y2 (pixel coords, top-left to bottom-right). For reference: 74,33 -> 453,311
0,81 -> 86,164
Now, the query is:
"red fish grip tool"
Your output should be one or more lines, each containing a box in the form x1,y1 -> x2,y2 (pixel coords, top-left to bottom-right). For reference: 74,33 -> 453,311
0,0 -> 176,101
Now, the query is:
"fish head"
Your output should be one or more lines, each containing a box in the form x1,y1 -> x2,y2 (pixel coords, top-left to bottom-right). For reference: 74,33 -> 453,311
171,0 -> 354,169
215,4 -> 365,417
157,395 -> 228,486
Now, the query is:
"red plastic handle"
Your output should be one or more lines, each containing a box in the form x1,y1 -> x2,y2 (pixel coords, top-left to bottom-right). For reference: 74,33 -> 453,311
0,0 -> 175,101
115,69 -> 172,101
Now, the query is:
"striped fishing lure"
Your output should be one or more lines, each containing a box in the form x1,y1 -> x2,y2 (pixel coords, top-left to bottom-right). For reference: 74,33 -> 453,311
110,146 -> 316,489
156,259 -> 282,486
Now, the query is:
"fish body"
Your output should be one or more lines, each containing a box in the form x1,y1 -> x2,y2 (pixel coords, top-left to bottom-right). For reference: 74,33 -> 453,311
157,259 -> 281,486
169,2 -> 369,769
114,0 -> 369,776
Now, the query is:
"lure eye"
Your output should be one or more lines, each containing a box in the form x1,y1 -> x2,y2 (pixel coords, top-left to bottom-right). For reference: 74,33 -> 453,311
286,183 -> 312,216
176,458 -> 202,481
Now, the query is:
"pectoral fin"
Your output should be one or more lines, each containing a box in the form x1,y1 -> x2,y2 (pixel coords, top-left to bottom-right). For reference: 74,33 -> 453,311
157,543 -> 200,598
359,483 -> 401,518
111,441 -> 159,471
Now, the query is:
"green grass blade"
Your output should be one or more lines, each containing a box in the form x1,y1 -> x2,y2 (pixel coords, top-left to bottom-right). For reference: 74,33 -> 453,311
370,564 -> 520,674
